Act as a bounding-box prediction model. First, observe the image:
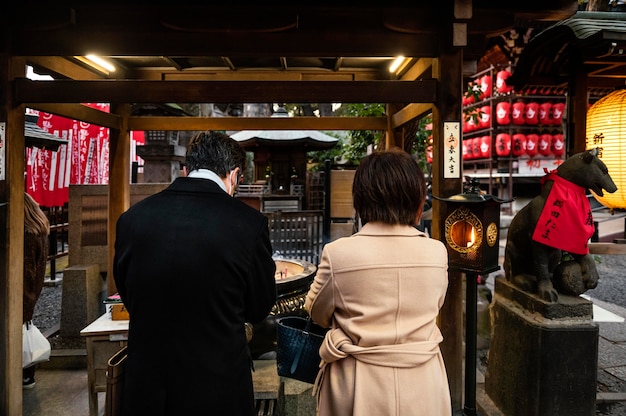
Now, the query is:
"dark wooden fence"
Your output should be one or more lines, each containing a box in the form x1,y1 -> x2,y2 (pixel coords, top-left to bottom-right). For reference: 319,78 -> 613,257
264,210 -> 324,264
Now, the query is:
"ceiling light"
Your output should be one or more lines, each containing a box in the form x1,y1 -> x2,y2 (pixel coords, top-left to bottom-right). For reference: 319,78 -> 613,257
74,55 -> 116,75
388,56 -> 406,74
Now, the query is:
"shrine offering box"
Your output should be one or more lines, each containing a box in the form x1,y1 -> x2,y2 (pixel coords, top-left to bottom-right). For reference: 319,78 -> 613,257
104,293 -> 130,320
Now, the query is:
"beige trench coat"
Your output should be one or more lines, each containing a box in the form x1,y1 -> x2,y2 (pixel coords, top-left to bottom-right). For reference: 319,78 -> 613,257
305,222 -> 451,416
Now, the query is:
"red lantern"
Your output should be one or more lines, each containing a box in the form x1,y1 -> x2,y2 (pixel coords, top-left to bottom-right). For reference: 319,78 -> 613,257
478,106 -> 491,130
495,133 -> 511,157
465,112 -> 478,132
426,145 -> 433,163
551,134 -> 565,157
538,134 -> 552,156
480,75 -> 492,99
552,102 -> 565,125
496,70 -> 513,94
472,137 -> 481,159
465,81 -> 477,104
463,140 -> 471,160
524,102 -> 539,125
512,102 -> 525,125
525,133 -> 539,157
495,102 -> 511,125
512,134 -> 526,157
539,102 -> 552,125
480,135 -> 491,158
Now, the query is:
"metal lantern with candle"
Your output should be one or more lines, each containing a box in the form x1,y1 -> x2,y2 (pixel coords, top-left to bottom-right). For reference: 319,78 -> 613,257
436,177 -> 509,274
434,177 -> 510,416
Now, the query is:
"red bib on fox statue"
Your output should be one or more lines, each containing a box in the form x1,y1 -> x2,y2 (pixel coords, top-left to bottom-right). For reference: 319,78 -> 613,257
532,171 -> 595,255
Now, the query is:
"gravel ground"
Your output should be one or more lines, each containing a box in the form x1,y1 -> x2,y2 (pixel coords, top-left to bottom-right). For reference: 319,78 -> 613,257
33,282 -> 86,350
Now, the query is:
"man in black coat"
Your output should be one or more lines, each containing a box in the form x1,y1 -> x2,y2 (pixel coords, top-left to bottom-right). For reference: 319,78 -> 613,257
113,131 -> 277,415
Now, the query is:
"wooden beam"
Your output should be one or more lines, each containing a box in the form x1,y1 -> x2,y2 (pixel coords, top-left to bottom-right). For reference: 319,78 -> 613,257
14,79 -> 438,105
107,104 -> 131,296
391,103 -> 433,129
26,103 -> 122,130
400,58 -> 433,81
26,56 -> 107,80
128,116 -> 388,132
0,56 -> 26,416
432,47 -> 465,411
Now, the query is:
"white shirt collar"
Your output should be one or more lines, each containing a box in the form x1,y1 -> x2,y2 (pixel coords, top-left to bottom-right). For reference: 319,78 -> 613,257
186,169 -> 227,192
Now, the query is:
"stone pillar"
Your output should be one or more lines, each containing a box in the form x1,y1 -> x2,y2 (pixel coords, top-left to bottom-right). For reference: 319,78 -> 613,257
61,264 -> 105,337
485,277 -> 598,416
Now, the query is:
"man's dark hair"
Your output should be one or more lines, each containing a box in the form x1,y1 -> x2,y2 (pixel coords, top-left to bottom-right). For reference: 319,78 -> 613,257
185,131 -> 246,177
352,148 -> 426,226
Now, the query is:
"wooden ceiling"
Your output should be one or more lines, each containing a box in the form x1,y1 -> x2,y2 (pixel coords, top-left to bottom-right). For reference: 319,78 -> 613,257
508,11 -> 626,96
6,1 -> 580,130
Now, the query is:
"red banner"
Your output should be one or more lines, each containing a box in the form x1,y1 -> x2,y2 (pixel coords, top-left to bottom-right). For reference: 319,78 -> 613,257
26,104 -> 110,207
25,104 -> 146,207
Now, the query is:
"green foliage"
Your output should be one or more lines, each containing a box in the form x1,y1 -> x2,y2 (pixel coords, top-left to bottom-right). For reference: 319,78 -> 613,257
307,103 -> 385,169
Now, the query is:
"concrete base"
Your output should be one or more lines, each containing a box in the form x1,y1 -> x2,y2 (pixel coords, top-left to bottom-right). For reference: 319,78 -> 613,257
485,277 -> 599,416
282,377 -> 316,416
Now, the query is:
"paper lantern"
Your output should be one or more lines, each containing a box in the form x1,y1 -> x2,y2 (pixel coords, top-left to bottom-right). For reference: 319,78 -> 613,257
524,102 -> 539,125
480,75 -> 492,99
585,89 -> 626,209
496,70 -> 513,94
511,102 -> 525,125
496,102 -> 510,125
551,134 -> 565,157
512,134 -> 526,157
480,135 -> 491,158
472,137 -> 481,159
463,140 -> 471,160
538,134 -> 552,156
478,106 -> 491,130
525,133 -> 539,157
539,102 -> 552,125
495,133 -> 511,157
552,102 -> 565,125
465,111 -> 478,132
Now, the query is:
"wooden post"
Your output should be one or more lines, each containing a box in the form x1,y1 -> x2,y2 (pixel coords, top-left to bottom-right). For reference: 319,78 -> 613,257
432,43 -> 465,412
385,103 -> 405,149
0,55 -> 26,416
567,66 -> 589,156
107,103 -> 131,296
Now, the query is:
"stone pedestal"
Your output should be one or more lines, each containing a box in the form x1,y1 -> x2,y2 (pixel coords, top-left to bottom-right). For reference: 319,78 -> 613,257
485,277 -> 598,416
61,264 -> 105,337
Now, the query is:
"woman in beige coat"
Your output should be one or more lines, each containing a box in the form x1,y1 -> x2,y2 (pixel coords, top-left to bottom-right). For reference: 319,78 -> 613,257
305,149 -> 451,415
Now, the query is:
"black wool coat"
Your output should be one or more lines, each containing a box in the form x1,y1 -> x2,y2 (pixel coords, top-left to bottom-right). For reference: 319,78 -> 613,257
113,177 -> 277,416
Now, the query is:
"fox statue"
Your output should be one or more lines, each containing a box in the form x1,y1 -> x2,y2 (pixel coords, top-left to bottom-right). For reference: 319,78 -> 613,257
504,148 -> 617,302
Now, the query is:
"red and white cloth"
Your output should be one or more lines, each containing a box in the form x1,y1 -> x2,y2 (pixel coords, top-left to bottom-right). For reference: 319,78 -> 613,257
532,170 -> 594,255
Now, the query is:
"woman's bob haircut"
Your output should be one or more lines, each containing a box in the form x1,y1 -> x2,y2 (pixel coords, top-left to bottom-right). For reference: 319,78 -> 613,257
352,148 -> 427,226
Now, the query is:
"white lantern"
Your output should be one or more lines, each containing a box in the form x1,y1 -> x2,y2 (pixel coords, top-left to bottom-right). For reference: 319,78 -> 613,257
585,89 -> 626,209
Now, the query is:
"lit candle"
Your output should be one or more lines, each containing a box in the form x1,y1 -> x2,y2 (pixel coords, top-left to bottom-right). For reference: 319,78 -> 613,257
467,226 -> 476,247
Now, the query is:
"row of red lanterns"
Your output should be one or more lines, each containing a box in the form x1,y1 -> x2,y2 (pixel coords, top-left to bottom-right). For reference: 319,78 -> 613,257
462,70 -> 514,105
463,101 -> 565,133
463,69 -> 567,107
463,133 -> 565,160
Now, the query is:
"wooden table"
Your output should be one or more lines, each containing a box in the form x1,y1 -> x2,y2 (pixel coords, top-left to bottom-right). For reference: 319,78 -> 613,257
80,309 -> 129,416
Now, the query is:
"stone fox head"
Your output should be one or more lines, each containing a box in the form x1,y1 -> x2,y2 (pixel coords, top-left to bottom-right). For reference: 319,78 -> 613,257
556,148 -> 617,196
